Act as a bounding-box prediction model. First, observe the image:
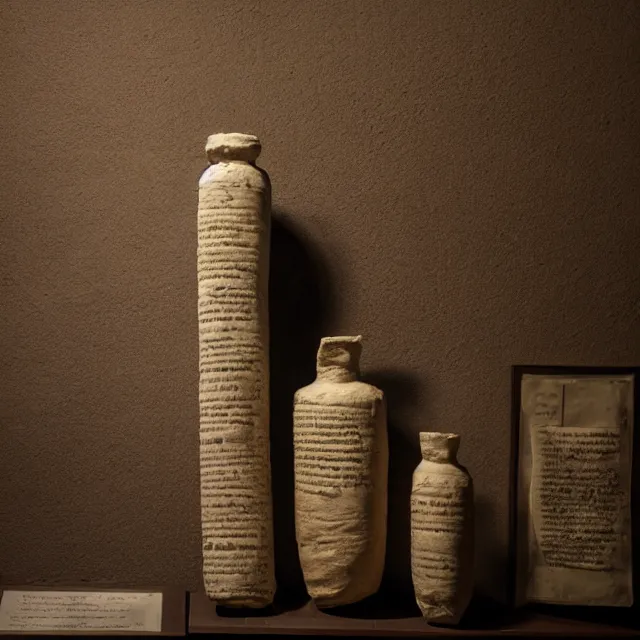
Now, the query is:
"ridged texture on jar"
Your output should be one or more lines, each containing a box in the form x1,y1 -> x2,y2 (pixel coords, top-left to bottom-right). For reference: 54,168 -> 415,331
197,133 -> 275,607
293,336 -> 388,607
411,432 -> 474,624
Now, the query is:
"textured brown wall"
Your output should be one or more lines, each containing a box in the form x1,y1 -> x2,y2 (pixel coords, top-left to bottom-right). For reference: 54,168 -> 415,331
0,0 -> 638,603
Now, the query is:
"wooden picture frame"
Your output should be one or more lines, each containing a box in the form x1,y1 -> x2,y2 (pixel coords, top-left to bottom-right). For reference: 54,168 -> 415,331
510,365 -> 637,609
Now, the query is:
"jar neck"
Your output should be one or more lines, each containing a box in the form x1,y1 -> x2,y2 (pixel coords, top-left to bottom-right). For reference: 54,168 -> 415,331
420,432 -> 460,463
316,336 -> 362,383
316,366 -> 358,383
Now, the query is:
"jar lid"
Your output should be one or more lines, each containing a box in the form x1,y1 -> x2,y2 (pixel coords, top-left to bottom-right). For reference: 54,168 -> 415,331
206,133 -> 261,163
419,432 -> 460,462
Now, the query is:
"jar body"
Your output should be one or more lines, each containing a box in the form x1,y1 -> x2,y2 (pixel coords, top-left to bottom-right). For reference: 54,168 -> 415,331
294,377 -> 388,607
198,154 -> 275,606
411,445 -> 474,624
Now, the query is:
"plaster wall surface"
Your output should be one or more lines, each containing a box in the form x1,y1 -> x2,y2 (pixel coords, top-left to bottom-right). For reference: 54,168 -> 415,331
0,0 -> 638,602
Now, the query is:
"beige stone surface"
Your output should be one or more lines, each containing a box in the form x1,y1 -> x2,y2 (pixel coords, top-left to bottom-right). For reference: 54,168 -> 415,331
294,336 -> 388,607
411,432 -> 474,625
198,133 -> 275,607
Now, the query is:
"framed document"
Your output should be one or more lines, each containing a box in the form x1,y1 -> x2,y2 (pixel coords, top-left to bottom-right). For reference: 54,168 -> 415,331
511,366 -> 636,607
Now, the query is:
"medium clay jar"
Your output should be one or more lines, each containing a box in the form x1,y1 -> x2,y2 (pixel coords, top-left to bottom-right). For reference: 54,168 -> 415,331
411,432 -> 474,624
197,133 -> 275,607
294,336 -> 388,607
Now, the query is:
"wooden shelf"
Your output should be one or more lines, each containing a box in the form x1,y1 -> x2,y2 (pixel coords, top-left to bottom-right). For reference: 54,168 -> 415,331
189,592 -> 638,637
2,588 -> 635,637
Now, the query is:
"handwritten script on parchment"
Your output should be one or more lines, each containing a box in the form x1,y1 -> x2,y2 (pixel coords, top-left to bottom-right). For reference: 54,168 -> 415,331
0,591 -> 163,633
516,373 -> 634,607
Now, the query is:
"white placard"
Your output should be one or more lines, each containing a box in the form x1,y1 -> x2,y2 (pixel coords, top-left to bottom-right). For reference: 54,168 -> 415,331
0,590 -> 163,633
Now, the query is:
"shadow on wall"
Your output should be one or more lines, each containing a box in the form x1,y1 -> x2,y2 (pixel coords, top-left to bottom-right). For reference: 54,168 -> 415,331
268,212 -> 427,614
474,493 -> 507,604
268,210 -> 335,605
364,370 -> 423,610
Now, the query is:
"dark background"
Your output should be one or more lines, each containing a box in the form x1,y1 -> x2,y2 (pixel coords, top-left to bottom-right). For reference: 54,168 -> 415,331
0,0 -> 638,605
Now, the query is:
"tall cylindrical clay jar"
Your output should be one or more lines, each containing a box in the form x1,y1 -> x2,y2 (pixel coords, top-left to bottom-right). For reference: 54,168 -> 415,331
294,336 -> 388,607
411,432 -> 474,624
197,133 -> 275,607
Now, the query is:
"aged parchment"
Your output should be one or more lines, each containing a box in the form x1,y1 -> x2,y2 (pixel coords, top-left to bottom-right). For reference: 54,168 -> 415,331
294,337 -> 388,607
516,373 -> 633,606
0,591 -> 162,633
198,134 -> 275,606
411,432 -> 474,624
